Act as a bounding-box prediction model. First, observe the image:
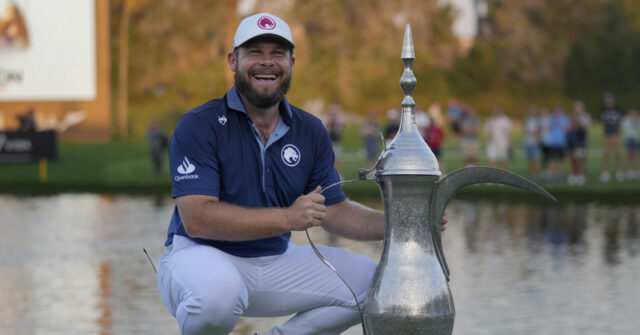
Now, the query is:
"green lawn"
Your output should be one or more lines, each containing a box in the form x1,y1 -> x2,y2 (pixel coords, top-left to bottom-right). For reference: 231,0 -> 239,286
0,137 -> 171,194
1,125 -> 638,201
337,124 -> 639,202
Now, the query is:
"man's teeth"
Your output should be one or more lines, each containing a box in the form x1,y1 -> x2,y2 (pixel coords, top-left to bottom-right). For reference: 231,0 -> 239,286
254,74 -> 276,79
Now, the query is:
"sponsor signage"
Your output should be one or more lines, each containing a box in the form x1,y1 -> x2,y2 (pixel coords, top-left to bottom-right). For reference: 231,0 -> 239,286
0,0 -> 96,101
0,131 -> 57,162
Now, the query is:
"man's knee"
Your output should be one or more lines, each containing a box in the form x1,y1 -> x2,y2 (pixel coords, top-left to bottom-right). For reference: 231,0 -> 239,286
163,248 -> 248,335
177,282 -> 246,335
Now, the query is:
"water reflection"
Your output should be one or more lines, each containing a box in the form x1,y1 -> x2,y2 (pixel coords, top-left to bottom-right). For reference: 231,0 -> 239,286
448,201 -> 640,335
0,194 -> 177,335
0,195 -> 638,334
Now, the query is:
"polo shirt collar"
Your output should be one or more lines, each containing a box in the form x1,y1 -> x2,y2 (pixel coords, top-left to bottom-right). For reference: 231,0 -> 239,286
227,86 -> 293,126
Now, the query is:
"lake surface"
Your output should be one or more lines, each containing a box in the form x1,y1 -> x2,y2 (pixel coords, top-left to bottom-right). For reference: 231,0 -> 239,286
0,194 -> 638,335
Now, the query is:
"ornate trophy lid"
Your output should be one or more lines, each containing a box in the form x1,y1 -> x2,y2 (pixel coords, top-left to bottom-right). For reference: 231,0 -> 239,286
376,24 -> 440,176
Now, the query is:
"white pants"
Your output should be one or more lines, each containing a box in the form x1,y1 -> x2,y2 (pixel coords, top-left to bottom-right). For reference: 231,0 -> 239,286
157,235 -> 376,335
487,142 -> 509,162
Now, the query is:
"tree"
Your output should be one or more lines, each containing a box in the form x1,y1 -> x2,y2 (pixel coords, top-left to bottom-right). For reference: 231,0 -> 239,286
565,0 -> 640,97
115,0 -> 152,137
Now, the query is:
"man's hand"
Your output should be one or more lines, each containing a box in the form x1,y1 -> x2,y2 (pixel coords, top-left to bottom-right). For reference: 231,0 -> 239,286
286,186 -> 326,231
441,216 -> 448,232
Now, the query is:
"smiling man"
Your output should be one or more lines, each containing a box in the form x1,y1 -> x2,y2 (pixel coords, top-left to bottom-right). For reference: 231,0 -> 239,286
156,13 -> 390,335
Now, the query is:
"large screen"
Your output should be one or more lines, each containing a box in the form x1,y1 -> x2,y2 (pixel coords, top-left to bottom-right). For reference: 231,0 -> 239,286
0,0 -> 96,101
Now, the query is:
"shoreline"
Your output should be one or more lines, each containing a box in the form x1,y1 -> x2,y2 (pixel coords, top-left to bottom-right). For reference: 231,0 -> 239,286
1,137 -> 638,202
2,178 -> 638,203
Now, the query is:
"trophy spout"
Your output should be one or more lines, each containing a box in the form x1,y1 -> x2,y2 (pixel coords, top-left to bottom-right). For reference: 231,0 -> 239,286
430,166 -> 556,278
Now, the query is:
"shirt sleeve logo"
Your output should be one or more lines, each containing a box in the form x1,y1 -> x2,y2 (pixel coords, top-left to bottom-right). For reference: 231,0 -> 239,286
281,144 -> 301,167
177,157 -> 196,174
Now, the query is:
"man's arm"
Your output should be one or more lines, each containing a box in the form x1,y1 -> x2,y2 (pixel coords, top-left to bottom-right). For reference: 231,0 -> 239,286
323,198 -> 448,241
323,199 -> 385,241
177,186 -> 327,241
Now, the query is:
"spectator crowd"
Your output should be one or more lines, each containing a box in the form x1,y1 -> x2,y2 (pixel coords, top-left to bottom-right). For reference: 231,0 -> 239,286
324,92 -> 640,186
424,93 -> 639,185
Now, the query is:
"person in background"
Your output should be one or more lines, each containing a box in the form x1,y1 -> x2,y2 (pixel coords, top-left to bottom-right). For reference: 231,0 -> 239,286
384,108 -> 400,148
484,105 -> 512,169
459,105 -> 481,167
147,118 -> 168,176
323,102 -> 345,175
621,107 -> 640,180
360,110 -> 381,167
541,104 -> 570,182
538,107 -> 551,172
567,101 -> 591,185
447,97 -> 462,136
422,115 -> 445,172
17,107 -> 36,132
522,106 -> 542,179
428,101 -> 445,135
415,107 -> 429,136
599,92 -> 624,182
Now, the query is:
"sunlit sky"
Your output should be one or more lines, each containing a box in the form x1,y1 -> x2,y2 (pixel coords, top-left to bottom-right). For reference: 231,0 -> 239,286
442,0 -> 478,38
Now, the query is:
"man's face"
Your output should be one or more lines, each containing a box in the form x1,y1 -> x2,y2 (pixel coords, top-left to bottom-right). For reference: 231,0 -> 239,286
605,98 -> 615,108
228,38 -> 295,109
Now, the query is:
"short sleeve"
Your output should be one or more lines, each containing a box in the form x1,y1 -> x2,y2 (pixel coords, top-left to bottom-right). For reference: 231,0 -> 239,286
305,120 -> 346,206
170,113 -> 221,198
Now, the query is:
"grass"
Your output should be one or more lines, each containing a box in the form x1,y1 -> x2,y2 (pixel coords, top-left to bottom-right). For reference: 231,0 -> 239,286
1,125 -> 639,202
0,137 -> 171,194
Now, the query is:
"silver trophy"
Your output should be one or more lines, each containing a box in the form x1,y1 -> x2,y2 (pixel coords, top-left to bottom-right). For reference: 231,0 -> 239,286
361,24 -> 556,334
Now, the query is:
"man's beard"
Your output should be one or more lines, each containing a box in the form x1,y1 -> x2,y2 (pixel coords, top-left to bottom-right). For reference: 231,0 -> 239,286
235,71 -> 291,109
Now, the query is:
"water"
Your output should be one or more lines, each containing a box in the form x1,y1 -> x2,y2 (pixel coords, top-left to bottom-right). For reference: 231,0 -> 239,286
0,194 -> 638,334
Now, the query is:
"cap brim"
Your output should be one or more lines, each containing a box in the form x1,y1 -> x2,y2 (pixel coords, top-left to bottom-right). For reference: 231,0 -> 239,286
234,34 -> 294,50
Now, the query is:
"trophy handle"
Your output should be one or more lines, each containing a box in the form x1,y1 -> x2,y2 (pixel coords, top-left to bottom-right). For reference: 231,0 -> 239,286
430,166 -> 556,280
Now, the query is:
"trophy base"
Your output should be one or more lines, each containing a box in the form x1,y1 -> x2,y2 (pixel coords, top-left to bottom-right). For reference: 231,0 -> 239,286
363,313 -> 454,335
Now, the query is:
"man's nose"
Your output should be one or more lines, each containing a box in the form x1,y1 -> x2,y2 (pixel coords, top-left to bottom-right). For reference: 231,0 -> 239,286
258,54 -> 275,65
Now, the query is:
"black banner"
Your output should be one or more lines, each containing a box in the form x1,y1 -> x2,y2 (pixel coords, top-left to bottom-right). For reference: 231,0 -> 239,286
0,131 -> 57,163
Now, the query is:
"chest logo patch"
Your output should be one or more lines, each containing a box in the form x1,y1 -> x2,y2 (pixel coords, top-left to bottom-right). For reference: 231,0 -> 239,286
281,144 -> 301,167
218,115 -> 227,125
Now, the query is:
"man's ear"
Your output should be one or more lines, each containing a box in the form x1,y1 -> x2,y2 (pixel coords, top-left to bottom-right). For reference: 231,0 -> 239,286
227,51 -> 236,72
290,54 -> 296,68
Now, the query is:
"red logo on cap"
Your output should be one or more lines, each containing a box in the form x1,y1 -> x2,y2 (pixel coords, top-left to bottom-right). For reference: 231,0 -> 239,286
257,16 -> 276,30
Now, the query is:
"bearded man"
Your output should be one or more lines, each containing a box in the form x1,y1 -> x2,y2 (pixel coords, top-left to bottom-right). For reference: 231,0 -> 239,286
157,12 -> 389,335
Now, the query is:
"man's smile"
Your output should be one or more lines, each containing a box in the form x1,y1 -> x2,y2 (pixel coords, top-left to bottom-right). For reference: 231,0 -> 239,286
253,73 -> 278,80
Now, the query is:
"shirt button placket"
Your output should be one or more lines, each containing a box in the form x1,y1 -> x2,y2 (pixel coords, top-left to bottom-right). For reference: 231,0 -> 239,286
265,165 -> 273,191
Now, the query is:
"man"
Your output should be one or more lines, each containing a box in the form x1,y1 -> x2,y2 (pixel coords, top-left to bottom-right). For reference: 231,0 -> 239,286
323,102 -> 345,174
459,106 -> 481,167
484,105 -> 512,169
541,105 -> 570,182
621,107 -> 640,180
599,92 -> 623,182
147,118 -> 168,176
157,13 -> 446,335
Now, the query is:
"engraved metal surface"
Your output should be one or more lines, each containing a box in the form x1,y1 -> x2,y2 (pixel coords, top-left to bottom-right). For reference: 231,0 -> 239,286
364,175 -> 455,334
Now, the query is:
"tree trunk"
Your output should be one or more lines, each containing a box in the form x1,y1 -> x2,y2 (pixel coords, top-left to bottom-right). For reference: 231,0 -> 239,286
224,0 -> 237,90
118,0 -> 131,137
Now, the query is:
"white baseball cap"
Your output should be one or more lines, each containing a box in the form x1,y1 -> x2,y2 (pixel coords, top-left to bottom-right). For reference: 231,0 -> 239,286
233,13 -> 294,50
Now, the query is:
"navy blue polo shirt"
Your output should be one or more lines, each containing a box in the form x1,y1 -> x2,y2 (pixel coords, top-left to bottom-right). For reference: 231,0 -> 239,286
165,86 -> 346,257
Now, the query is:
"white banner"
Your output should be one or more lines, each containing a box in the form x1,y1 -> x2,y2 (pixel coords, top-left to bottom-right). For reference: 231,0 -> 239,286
0,0 -> 96,101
